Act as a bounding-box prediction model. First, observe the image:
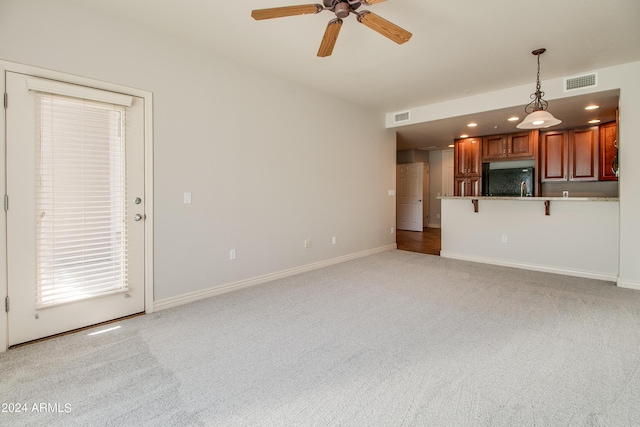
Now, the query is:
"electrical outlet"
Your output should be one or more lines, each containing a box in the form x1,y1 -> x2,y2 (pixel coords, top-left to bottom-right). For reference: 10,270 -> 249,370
304,239 -> 312,248
184,192 -> 192,204
332,236 -> 337,245
229,249 -> 236,260
501,235 -> 508,243
391,227 -> 394,234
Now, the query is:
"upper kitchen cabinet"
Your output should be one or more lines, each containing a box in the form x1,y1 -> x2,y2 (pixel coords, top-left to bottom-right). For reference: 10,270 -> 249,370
454,137 -> 482,196
482,131 -> 537,162
569,127 -> 599,181
455,137 -> 482,176
540,130 -> 568,181
599,121 -> 618,181
540,126 -> 599,182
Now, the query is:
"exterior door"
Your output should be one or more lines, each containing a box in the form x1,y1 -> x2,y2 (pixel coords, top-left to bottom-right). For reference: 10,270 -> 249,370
397,163 -> 423,231
6,72 -> 146,346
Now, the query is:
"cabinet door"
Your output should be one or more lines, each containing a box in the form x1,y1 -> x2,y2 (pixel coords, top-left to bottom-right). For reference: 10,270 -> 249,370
454,139 -> 467,177
541,131 -> 568,182
467,176 -> 481,196
454,177 -> 481,196
482,135 -> 506,161
454,137 -> 482,176
569,127 -> 598,181
467,138 -> 482,175
454,177 -> 466,196
599,121 -> 618,181
508,131 -> 536,159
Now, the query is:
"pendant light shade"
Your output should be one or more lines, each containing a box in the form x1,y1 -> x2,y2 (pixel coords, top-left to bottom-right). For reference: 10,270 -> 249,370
516,48 -> 561,130
517,110 -> 562,129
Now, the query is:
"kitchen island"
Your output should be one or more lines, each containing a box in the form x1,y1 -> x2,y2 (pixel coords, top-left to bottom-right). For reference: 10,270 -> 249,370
438,196 -> 619,282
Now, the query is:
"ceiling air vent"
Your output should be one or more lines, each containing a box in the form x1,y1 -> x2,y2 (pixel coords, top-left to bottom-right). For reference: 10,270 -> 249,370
393,111 -> 410,124
564,73 -> 598,92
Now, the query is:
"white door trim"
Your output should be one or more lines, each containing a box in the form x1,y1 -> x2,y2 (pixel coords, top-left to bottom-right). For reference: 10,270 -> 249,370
0,60 -> 154,352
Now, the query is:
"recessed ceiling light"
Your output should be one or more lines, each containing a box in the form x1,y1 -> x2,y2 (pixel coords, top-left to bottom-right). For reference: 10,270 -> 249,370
460,134 -> 469,138
585,105 -> 600,110
448,144 -> 455,148
589,119 -> 601,124
467,123 -> 478,127
508,116 -> 520,122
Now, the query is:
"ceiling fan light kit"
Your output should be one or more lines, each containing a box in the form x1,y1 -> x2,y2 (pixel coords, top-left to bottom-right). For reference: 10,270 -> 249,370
517,48 -> 562,129
251,0 -> 412,57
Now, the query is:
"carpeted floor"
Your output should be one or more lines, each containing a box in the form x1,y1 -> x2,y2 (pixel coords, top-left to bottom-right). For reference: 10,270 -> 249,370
2,250 -> 640,426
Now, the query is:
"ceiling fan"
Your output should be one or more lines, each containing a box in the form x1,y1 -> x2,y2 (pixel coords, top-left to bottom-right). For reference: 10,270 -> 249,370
251,0 -> 412,57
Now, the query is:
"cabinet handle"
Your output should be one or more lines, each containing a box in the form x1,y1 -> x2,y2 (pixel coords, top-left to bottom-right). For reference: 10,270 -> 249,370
508,149 -> 511,154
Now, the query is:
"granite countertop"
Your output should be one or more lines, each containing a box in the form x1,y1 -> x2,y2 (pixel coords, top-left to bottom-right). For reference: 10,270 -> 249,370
438,196 -> 619,201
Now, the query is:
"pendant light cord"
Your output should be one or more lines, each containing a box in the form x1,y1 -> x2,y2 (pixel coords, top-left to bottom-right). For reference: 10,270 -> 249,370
526,50 -> 548,113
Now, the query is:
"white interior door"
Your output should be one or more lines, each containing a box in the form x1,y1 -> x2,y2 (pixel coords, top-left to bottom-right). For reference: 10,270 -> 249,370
423,163 -> 429,227
6,72 -> 145,346
397,163 -> 423,231
442,150 -> 454,197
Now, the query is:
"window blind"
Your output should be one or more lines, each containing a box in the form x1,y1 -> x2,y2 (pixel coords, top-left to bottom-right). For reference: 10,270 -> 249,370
35,93 -> 129,308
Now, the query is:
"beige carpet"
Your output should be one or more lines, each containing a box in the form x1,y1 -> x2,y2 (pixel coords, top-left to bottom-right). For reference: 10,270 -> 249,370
2,250 -> 640,426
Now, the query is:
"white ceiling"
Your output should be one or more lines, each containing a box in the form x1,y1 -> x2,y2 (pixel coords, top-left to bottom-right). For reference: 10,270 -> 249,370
71,0 -> 640,148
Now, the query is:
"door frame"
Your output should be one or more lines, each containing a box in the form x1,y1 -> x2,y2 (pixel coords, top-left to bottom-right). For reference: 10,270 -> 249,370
0,60 -> 154,352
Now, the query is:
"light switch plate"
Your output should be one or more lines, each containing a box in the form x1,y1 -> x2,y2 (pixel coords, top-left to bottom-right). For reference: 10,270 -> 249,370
184,192 -> 192,204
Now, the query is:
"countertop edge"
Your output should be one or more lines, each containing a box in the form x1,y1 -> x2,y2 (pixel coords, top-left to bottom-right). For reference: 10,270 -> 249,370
437,196 -> 619,201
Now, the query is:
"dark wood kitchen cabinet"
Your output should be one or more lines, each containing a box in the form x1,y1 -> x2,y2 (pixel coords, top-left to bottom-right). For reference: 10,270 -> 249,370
599,121 -> 618,181
454,137 -> 482,196
540,126 -> 599,182
454,176 -> 481,197
455,137 -> 482,176
482,131 -> 537,161
569,126 -> 599,181
540,130 -> 568,181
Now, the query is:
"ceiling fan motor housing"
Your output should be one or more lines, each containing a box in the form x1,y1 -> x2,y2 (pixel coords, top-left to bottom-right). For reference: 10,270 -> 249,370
334,2 -> 351,18
323,0 -> 362,16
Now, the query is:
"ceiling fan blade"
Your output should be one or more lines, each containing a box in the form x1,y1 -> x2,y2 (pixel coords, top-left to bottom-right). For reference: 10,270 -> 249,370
251,4 -> 323,20
362,0 -> 388,4
357,11 -> 412,44
317,19 -> 343,57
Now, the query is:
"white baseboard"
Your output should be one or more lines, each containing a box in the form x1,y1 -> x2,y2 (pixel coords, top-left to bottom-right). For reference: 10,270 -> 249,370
617,278 -> 640,290
154,244 -> 397,312
440,251 -> 619,282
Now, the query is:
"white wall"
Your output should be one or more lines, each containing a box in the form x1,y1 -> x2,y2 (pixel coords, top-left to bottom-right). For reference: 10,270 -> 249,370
0,0 -> 396,305
389,61 -> 640,290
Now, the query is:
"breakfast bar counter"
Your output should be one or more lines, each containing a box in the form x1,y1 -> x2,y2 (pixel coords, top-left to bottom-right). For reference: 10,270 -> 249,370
437,196 -> 620,282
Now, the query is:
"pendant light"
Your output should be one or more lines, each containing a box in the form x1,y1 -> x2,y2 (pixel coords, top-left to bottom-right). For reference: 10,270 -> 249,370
517,48 -> 562,129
